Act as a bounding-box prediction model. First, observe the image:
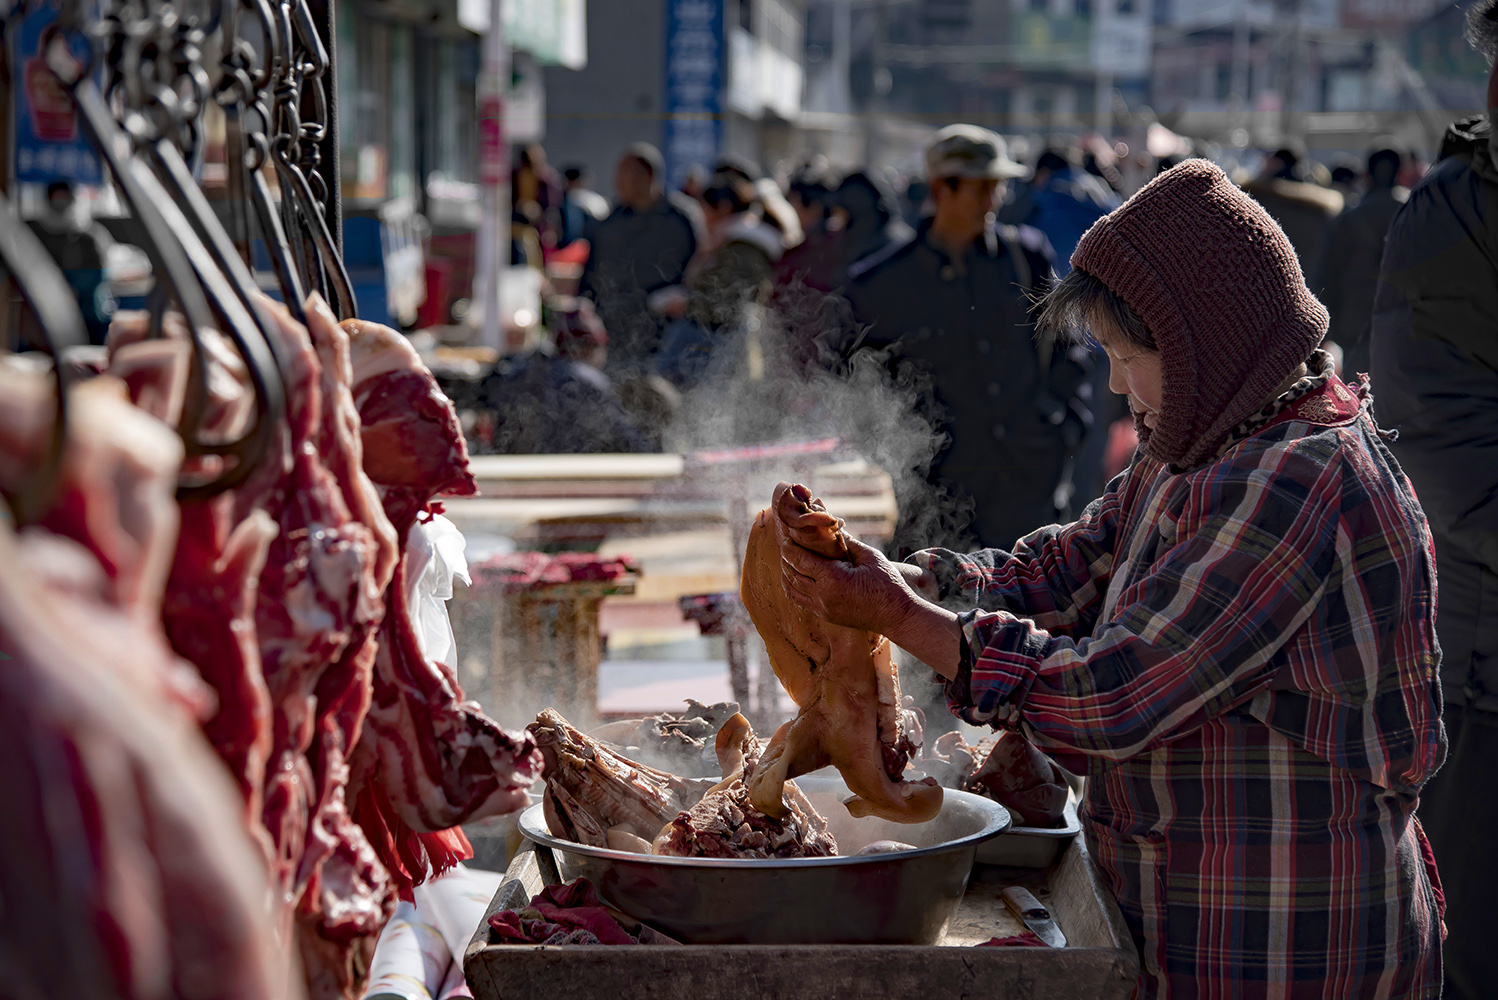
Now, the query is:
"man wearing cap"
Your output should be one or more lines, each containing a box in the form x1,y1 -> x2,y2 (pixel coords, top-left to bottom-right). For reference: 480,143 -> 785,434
844,125 -> 1093,553
779,159 -> 1444,997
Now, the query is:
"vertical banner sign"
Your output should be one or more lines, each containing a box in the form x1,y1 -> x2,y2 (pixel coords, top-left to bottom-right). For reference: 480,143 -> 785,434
663,0 -> 723,191
12,1 -> 103,185
478,89 -> 506,186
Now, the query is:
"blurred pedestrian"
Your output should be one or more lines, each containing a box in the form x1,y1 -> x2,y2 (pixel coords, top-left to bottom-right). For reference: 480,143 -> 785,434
1011,147 -> 1120,275
1242,146 -> 1343,292
653,160 -> 781,390
776,164 -> 841,294
578,143 -> 702,374
29,181 -> 114,344
480,299 -> 648,454
755,176 -> 803,251
1316,147 -> 1408,378
1004,145 -> 1121,507
559,164 -> 610,247
771,164 -> 845,373
830,170 -> 913,272
1329,159 -> 1362,207
512,143 -> 564,250
1371,4 -> 1498,996
844,124 -> 1092,552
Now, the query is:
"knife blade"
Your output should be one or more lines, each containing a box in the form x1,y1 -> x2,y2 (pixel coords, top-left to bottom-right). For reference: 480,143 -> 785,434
1000,886 -> 1067,948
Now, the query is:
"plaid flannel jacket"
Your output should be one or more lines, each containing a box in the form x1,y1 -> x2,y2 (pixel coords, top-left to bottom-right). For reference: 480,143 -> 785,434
912,374 -> 1446,999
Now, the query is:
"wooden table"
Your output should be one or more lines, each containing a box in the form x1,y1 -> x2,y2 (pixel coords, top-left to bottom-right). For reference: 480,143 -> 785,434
451,574 -> 637,732
464,837 -> 1140,1000
445,452 -> 897,547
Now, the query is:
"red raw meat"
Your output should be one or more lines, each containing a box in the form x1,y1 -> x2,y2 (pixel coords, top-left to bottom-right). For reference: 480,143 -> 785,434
0,363 -> 295,999
294,299 -> 401,994
343,317 -> 542,894
254,299 -> 382,925
108,310 -> 281,832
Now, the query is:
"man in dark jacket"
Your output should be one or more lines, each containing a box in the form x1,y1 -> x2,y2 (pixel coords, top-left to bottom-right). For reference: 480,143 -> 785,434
579,143 -> 702,374
1370,4 -> 1498,996
845,125 -> 1092,553
1317,148 -> 1409,378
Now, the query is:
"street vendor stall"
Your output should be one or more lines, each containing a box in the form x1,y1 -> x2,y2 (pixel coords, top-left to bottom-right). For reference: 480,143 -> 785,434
0,0 -> 547,995
465,801 -> 1139,1000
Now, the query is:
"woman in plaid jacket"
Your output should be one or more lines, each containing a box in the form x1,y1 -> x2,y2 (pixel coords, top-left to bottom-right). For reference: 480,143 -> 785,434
777,160 -> 1445,998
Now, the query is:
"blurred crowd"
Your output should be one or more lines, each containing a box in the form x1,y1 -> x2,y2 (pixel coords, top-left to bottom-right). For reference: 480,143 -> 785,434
477,128 -> 1431,552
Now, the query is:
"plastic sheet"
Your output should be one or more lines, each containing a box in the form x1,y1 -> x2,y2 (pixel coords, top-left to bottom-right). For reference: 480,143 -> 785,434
360,901 -> 450,1000
363,865 -> 504,1000
406,513 -> 470,667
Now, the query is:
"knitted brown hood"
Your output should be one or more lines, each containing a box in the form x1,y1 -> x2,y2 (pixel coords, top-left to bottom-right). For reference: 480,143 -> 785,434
1071,159 -> 1328,470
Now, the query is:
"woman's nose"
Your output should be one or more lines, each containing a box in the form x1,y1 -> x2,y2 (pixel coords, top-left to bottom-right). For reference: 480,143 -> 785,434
1107,359 -> 1128,396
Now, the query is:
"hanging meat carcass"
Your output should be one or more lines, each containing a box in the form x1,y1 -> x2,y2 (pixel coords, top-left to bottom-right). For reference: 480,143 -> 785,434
110,312 -> 280,835
341,317 -> 543,892
740,482 -> 943,824
0,363 -> 297,999
94,299 -> 541,999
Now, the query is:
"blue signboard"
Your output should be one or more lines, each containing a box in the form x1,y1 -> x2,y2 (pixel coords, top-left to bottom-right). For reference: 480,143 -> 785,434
11,2 -> 102,186
662,0 -> 723,191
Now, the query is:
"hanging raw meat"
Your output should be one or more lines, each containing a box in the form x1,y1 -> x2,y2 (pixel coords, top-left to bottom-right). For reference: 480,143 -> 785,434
109,311 -> 280,841
0,363 -> 295,999
292,299 -> 402,996
741,482 -> 942,824
342,317 -> 542,895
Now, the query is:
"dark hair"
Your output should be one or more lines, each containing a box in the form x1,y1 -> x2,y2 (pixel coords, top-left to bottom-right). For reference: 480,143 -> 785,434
46,180 -> 73,199
833,171 -> 899,225
1329,163 -> 1358,186
1035,148 -> 1073,175
562,165 -> 587,183
1468,0 -> 1498,64
1367,147 -> 1402,187
712,154 -> 761,184
1035,266 -> 1157,352
621,142 -> 664,181
703,171 -> 755,214
1268,146 -> 1303,181
788,165 -> 835,206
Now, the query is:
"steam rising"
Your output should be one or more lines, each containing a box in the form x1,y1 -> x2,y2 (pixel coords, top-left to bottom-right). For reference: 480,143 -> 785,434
659,292 -> 974,555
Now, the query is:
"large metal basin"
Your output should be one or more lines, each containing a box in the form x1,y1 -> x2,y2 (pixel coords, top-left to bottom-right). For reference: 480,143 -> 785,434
516,769 -> 1010,944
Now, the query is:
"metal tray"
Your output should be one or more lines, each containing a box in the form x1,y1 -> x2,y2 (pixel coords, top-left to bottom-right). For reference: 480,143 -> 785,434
975,794 -> 1082,868
516,771 -> 1010,944
465,830 -> 1141,1000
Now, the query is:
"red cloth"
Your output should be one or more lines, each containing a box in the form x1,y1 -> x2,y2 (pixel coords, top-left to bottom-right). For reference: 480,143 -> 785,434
470,551 -> 636,593
487,879 -> 641,945
979,931 -> 1049,947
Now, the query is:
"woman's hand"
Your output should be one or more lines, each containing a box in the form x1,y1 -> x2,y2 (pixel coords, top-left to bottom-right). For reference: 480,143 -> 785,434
774,494 -> 962,679
779,532 -> 916,635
